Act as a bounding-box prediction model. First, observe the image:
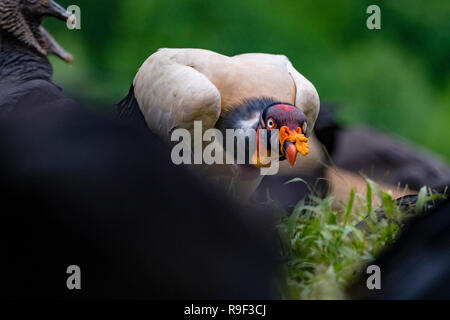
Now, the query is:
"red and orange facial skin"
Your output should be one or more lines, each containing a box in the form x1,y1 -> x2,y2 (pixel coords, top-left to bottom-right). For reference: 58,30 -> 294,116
279,126 -> 309,166
253,103 -> 310,168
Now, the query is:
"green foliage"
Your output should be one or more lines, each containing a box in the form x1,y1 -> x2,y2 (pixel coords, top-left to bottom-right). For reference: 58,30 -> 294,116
277,180 -> 442,299
45,1 -> 450,160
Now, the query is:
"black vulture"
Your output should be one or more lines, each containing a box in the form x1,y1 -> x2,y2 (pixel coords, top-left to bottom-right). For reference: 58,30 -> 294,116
333,126 -> 450,193
0,0 -> 74,116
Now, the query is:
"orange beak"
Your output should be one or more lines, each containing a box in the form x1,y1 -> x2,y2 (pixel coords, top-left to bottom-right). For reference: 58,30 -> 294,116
285,142 -> 298,167
279,126 -> 309,167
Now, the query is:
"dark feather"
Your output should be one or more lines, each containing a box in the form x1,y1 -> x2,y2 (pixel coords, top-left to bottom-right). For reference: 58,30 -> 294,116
116,84 -> 147,129
350,197 -> 450,299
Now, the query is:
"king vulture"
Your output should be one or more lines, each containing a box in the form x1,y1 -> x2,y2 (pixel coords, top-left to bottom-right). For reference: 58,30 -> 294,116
118,48 -> 320,197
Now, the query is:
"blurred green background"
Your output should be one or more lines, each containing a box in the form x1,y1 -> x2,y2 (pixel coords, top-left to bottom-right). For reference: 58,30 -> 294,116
45,0 -> 450,160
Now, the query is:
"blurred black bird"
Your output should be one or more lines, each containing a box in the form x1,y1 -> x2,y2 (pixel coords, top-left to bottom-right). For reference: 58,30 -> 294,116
0,86 -> 278,300
350,197 -> 450,299
0,1 -> 278,299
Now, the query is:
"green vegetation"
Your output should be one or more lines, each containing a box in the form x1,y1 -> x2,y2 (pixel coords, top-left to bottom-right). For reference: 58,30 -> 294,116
276,181 -> 445,299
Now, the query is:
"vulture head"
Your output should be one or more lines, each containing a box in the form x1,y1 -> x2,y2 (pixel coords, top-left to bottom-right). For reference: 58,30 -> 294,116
0,0 -> 74,63
258,102 -> 309,167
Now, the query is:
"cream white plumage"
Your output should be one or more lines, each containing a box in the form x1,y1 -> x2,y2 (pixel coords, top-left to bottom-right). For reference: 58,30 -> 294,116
132,48 -> 320,140
127,48 -> 321,198
122,49 -> 419,204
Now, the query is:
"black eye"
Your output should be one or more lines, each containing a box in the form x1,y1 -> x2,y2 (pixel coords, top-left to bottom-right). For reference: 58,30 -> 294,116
267,118 -> 276,129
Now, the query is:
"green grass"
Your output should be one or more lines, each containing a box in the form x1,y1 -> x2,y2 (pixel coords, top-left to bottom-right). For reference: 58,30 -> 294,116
276,181 -> 445,300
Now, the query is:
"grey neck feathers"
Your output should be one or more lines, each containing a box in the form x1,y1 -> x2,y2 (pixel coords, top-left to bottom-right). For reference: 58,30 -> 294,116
0,36 -> 53,84
216,97 -> 277,132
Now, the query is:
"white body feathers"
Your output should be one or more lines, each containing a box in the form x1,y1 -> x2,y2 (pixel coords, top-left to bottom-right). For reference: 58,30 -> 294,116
133,48 -> 320,139
131,48 -> 322,198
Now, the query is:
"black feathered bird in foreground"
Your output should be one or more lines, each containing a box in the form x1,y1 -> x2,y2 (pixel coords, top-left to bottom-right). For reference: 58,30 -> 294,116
0,95 -> 278,299
0,1 -> 278,299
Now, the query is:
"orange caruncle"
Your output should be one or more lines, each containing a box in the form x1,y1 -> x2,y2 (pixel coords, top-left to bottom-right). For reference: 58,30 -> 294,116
279,126 -> 309,157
